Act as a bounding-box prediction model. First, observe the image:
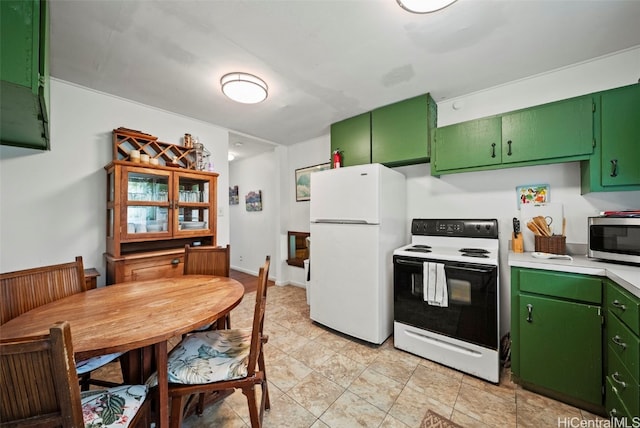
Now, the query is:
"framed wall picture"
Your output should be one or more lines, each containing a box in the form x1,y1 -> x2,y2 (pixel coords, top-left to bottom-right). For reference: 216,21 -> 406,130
516,183 -> 550,208
245,190 -> 262,211
295,162 -> 331,202
229,185 -> 239,205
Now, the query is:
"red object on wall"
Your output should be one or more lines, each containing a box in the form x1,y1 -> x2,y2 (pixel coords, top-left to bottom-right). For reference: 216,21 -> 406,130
332,149 -> 342,168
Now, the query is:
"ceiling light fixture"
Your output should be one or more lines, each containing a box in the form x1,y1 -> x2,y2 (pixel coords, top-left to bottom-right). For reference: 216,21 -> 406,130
396,0 -> 457,13
228,153 -> 236,161
221,72 -> 268,104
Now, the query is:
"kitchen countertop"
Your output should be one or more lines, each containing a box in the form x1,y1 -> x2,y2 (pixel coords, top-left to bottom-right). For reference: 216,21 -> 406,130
508,252 -> 640,298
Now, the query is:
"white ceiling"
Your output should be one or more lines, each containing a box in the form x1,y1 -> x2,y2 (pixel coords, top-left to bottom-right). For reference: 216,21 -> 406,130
49,0 -> 640,161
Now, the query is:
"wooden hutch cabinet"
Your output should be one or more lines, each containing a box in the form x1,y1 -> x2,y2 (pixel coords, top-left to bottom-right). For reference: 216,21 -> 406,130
104,161 -> 218,284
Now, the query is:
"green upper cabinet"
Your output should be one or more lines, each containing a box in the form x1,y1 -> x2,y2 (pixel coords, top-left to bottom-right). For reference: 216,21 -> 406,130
432,116 -> 501,173
330,93 -> 436,168
330,112 -> 371,168
371,94 -> 435,166
0,0 -> 50,150
581,83 -> 640,193
501,95 -> 593,164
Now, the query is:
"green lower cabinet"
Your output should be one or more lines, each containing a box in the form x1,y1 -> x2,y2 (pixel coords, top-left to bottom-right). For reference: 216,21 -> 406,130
517,294 -> 603,406
605,280 -> 640,417
330,112 -> 371,167
432,117 -> 501,173
511,267 -> 604,412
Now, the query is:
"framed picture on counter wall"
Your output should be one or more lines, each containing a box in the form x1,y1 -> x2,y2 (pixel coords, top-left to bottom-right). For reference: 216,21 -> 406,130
516,183 -> 550,208
295,162 -> 331,202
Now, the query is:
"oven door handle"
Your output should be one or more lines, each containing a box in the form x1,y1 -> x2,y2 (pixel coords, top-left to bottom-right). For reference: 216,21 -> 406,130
395,259 -> 495,274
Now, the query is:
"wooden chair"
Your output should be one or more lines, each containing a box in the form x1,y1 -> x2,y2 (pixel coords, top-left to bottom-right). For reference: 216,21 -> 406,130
0,257 -> 122,390
183,244 -> 232,329
160,256 -> 271,428
0,321 -> 150,428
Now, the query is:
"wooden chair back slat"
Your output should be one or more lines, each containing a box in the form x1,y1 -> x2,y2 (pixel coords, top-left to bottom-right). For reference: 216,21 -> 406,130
0,321 -> 84,427
183,245 -> 230,277
246,256 -> 270,375
0,257 -> 86,325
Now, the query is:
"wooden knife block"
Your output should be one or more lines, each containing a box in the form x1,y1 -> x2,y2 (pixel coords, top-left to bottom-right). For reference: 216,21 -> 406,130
512,233 -> 524,253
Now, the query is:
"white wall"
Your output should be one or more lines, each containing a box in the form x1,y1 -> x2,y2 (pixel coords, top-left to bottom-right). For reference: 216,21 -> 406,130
228,150 -> 279,280
0,80 -> 230,284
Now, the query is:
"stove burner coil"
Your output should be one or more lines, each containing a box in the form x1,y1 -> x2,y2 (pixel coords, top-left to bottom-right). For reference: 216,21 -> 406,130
459,248 -> 489,254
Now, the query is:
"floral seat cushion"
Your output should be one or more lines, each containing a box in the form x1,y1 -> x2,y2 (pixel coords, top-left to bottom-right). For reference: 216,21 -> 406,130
81,384 -> 147,428
147,329 -> 251,387
76,351 -> 124,375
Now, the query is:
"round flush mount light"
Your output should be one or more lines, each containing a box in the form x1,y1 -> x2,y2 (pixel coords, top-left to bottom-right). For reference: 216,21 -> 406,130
221,72 -> 268,104
228,152 -> 236,161
397,0 -> 457,13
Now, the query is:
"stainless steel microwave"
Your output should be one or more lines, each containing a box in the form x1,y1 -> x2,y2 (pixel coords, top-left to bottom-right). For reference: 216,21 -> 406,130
588,216 -> 640,265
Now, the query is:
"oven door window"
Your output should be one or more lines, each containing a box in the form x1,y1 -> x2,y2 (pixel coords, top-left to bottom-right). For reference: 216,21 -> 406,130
394,256 -> 498,349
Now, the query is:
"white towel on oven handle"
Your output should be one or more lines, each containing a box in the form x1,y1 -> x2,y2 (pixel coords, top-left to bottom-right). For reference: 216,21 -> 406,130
423,262 -> 448,307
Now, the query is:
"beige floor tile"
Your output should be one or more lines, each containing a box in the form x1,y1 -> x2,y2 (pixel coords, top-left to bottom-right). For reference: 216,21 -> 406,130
461,371 -> 516,403
182,400 -> 248,428
289,340 -> 336,368
262,392 -> 318,428
268,353 -> 313,392
405,364 -> 462,409
311,353 -> 366,388
454,382 -> 517,427
319,390 -> 387,428
348,367 -> 404,412
379,413 -> 411,427
450,410 -> 493,427
388,384 -> 453,427
368,348 -> 419,384
287,371 -> 345,417
312,329 -> 357,352
340,340 -> 382,366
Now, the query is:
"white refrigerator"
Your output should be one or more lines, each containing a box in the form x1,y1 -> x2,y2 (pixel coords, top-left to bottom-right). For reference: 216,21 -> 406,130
309,163 -> 406,344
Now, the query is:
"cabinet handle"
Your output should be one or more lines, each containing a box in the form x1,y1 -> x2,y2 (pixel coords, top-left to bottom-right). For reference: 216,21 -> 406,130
611,335 -> 627,349
491,143 -> 496,158
526,304 -> 533,322
171,258 -> 180,265
612,299 -> 626,311
610,159 -> 618,177
507,140 -> 513,156
611,372 -> 627,388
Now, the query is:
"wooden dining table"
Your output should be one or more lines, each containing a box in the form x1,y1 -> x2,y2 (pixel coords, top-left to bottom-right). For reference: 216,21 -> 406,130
0,274 -> 245,428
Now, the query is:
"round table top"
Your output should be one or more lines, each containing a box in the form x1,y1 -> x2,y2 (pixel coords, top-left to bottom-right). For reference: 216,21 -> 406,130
0,275 -> 245,360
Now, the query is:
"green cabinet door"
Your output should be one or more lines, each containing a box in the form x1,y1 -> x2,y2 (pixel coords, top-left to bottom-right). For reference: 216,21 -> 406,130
371,94 -> 432,166
600,84 -> 640,187
433,116 -> 501,173
501,96 -> 593,164
0,0 -> 49,150
518,293 -> 603,406
330,112 -> 371,167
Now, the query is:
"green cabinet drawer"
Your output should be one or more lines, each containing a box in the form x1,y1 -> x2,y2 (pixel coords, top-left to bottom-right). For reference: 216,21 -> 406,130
606,376 -> 633,419
607,313 -> 640,381
606,281 -> 640,333
517,268 -> 602,304
433,117 -> 502,172
501,95 -> 593,164
607,348 -> 639,416
371,94 -> 431,166
330,112 -> 372,167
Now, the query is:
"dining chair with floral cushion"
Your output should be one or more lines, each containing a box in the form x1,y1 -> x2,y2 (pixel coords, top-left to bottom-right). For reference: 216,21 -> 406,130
183,244 -> 232,330
0,321 -> 150,428
0,256 -> 123,390
148,255 -> 271,427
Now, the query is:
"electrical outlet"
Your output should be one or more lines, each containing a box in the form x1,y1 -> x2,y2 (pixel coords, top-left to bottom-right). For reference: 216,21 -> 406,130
239,255 -> 243,262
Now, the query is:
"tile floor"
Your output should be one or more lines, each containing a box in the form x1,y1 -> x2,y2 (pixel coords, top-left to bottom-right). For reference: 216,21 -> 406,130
96,284 -> 607,427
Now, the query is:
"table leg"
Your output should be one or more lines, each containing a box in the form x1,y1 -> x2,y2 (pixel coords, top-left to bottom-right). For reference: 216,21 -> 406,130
155,341 -> 169,428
